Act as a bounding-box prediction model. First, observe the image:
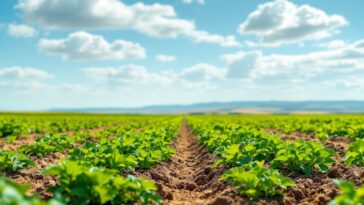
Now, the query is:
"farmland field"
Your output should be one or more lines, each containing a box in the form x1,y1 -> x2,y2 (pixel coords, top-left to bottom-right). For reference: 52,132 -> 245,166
1,113 -> 364,205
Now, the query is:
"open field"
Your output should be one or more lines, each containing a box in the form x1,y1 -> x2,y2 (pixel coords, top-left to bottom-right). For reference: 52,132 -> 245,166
1,113 -> 364,205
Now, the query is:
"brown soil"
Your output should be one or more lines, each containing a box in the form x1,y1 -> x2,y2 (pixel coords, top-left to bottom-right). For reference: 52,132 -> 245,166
283,174 -> 338,205
136,123 -> 343,205
4,152 -> 66,199
0,134 -> 39,151
0,127 -> 116,198
2,123 -> 362,204
266,129 -> 364,203
271,130 -> 364,185
136,122 -> 245,205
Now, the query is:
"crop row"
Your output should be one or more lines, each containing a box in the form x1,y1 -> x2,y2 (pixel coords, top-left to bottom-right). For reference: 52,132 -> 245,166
0,116 -> 181,205
192,115 -> 364,140
0,114 -> 161,139
188,116 -> 364,204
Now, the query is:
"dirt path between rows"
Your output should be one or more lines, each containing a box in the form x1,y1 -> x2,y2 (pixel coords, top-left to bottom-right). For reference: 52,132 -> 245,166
137,121 -> 243,205
139,124 -> 363,205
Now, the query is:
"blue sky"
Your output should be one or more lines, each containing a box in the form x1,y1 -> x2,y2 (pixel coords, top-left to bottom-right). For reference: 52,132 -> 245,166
1,0 -> 364,110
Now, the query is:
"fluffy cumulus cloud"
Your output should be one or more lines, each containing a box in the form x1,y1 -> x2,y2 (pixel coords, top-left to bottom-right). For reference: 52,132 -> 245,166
178,63 -> 225,82
185,30 -> 241,47
0,67 -> 52,79
238,0 -> 347,45
182,0 -> 205,5
0,67 -> 56,91
7,24 -> 37,38
323,75 -> 364,90
84,64 -> 172,86
17,0 -> 192,38
221,51 -> 262,78
222,39 -> 364,81
84,63 -> 226,89
0,67 -> 87,93
17,0 -> 238,47
318,40 -> 347,49
38,32 -> 146,61
156,54 -> 176,62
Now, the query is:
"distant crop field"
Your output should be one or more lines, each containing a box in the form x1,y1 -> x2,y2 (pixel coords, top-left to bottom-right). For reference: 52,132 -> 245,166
0,113 -> 363,205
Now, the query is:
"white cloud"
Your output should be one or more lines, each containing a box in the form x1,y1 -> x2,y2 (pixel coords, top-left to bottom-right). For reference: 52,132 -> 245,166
7,24 -> 37,38
323,75 -> 364,89
0,67 -> 87,93
38,31 -> 146,61
185,30 -> 241,47
84,64 -> 172,86
83,63 -> 226,89
178,63 -> 225,82
175,63 -> 225,89
221,51 -> 262,78
17,0 -> 237,47
0,67 -> 57,91
318,40 -> 347,49
182,0 -> 205,5
17,0 -> 193,38
156,54 -> 176,62
222,39 -> 364,80
0,67 -> 53,79
238,0 -> 347,45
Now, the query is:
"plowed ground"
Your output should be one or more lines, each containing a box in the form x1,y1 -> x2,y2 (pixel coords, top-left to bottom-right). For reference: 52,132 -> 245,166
138,124 -> 364,205
2,122 -> 363,204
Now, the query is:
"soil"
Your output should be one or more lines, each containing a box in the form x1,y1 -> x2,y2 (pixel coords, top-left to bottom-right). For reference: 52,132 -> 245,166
135,121 -> 238,205
4,152 -> 66,199
265,129 -> 364,203
2,123 -> 363,204
0,126 -> 115,198
135,125 -> 362,205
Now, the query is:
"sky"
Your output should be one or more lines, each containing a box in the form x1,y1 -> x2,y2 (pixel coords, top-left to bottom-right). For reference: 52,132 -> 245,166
1,0 -> 364,110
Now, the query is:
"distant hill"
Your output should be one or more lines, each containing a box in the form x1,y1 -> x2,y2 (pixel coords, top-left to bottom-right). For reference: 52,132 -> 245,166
50,101 -> 364,114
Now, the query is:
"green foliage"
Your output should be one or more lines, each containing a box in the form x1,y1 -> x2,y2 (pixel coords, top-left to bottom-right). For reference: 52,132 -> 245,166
0,150 -> 35,172
0,120 -> 24,137
195,126 -> 282,167
19,134 -> 75,157
215,133 -> 281,167
271,140 -> 336,174
221,161 -> 294,200
68,141 -> 139,171
349,126 -> 364,139
343,138 -> 364,166
315,132 -> 329,142
43,160 -> 161,205
329,180 -> 364,205
68,124 -> 177,171
0,177 -> 52,205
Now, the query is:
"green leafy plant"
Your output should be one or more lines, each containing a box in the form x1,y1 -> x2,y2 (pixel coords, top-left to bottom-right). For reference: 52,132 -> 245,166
221,161 -> 294,200
43,160 -> 161,205
0,150 -> 35,172
349,126 -> 364,139
19,134 -> 75,157
214,132 -> 282,167
0,176 -> 52,205
68,141 -> 139,171
271,140 -> 336,174
68,123 -> 177,171
0,120 -> 24,137
329,180 -> 364,205
343,138 -> 364,166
